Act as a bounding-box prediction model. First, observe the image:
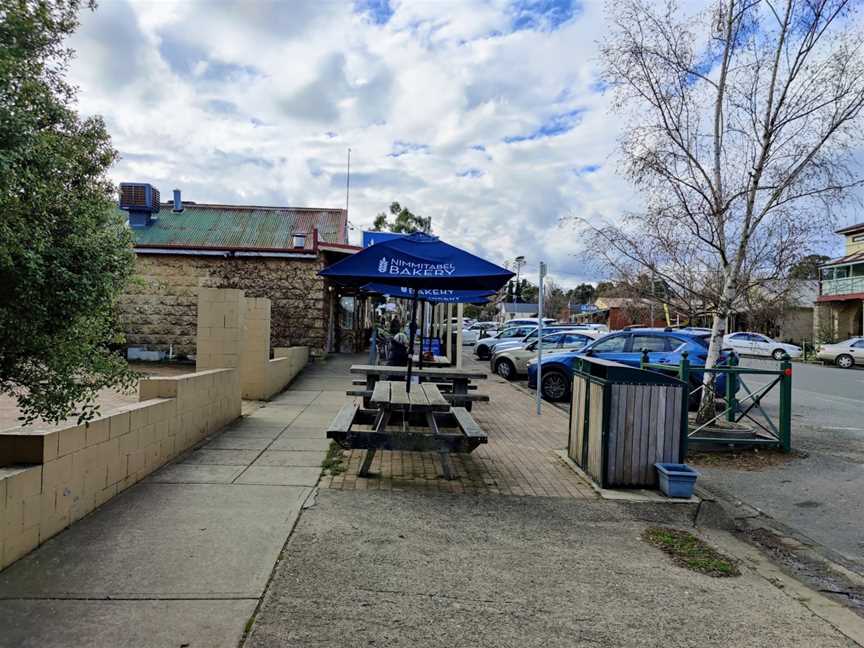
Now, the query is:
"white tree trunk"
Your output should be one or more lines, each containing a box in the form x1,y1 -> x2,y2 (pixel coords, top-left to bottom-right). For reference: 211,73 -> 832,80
697,270 -> 736,422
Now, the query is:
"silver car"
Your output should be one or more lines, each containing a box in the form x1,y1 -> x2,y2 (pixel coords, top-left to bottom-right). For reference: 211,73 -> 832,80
473,325 -> 536,360
817,337 -> 864,368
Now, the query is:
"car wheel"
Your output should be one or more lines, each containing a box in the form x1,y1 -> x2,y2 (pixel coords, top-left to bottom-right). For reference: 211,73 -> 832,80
495,358 -> 516,380
476,345 -> 489,360
836,354 -> 855,369
771,349 -> 786,361
541,370 -> 570,402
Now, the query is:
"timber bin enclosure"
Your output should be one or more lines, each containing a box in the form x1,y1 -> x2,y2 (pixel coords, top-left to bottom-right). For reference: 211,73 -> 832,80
568,357 -> 687,489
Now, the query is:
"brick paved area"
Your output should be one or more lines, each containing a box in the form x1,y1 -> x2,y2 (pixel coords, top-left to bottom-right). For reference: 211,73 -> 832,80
322,356 -> 595,498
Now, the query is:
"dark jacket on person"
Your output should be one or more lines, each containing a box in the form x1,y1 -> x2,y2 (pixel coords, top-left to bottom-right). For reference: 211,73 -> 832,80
388,332 -> 409,366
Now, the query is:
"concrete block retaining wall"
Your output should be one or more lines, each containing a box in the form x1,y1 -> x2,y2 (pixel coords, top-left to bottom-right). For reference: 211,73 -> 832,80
0,368 -> 240,572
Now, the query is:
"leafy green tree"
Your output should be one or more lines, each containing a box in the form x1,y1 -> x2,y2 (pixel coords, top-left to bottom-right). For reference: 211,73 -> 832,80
568,283 -> 596,305
790,254 -> 830,280
0,0 -> 136,424
371,201 -> 431,233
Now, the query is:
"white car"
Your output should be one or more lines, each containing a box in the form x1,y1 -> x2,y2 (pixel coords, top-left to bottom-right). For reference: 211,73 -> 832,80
816,337 -> 864,369
462,321 -> 498,345
723,332 -> 802,360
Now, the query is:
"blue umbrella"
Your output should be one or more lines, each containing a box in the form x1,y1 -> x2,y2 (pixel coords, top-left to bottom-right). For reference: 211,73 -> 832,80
360,283 -> 495,304
319,232 -> 513,291
321,233 -> 512,389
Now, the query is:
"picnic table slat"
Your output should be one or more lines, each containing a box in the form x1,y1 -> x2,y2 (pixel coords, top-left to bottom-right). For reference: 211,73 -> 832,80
390,381 -> 410,408
422,383 -> 450,410
370,381 -> 390,406
409,385 -> 430,408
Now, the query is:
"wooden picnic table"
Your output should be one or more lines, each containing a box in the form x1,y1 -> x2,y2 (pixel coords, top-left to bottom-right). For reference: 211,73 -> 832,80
348,364 -> 489,411
410,354 -> 450,367
326,380 -> 488,479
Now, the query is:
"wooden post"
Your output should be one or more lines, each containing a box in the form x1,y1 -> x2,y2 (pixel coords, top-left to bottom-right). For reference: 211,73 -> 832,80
446,304 -> 453,362
456,303 -> 464,368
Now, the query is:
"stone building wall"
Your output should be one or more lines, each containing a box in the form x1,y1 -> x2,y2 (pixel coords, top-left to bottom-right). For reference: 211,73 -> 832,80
119,254 -> 331,357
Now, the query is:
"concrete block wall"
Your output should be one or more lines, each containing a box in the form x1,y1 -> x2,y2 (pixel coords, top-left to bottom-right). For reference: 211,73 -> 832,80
195,287 -> 246,371
240,297 -> 274,400
0,368 -> 240,572
268,346 -> 310,397
197,289 -> 308,401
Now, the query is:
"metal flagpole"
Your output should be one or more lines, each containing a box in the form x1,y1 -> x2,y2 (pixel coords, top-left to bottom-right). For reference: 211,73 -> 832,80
405,289 -> 419,392
536,261 -> 547,415
418,300 -> 425,369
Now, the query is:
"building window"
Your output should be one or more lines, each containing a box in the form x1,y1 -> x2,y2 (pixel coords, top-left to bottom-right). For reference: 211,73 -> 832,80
853,234 -> 864,243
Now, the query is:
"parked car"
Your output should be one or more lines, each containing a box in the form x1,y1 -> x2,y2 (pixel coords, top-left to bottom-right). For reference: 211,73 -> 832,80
487,324 -> 600,356
505,317 -> 557,327
490,331 -> 600,379
723,332 -> 801,360
816,337 -> 864,368
570,323 -> 609,333
474,325 -> 537,359
462,321 -> 498,345
527,328 -> 737,406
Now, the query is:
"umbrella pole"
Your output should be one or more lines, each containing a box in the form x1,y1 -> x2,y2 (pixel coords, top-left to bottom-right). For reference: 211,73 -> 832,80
418,300 -> 425,370
406,288 -> 419,392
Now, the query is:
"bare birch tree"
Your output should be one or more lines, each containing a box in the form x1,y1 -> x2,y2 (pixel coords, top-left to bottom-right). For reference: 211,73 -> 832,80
587,0 -> 864,421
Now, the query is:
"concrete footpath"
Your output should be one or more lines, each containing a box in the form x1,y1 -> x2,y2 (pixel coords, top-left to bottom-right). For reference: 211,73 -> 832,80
0,356 -> 356,648
245,489 -> 860,648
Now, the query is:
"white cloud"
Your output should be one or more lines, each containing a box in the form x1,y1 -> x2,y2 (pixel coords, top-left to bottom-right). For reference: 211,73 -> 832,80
68,0 -> 635,287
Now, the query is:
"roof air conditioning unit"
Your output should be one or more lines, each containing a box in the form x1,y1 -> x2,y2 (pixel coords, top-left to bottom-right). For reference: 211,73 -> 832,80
119,183 -> 161,213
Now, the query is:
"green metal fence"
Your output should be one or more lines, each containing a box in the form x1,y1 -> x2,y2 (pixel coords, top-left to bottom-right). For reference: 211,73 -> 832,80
640,351 -> 792,452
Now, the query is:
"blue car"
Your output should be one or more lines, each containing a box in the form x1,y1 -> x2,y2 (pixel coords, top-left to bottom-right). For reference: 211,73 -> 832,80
527,328 -> 736,407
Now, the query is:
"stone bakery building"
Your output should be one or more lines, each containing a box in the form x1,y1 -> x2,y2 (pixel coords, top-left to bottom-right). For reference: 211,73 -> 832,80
117,183 -> 364,358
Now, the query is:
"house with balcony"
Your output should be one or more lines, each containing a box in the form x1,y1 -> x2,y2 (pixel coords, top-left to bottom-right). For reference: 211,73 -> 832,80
815,222 -> 864,341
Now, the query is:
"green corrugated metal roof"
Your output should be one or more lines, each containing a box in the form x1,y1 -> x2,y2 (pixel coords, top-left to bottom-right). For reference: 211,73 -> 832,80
127,203 -> 347,251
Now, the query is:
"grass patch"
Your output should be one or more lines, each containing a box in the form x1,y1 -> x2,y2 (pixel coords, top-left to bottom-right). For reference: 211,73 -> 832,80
322,442 -> 347,476
643,527 -> 740,577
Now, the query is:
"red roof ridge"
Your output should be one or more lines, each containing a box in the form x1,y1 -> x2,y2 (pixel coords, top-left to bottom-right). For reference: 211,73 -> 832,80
162,202 -> 346,213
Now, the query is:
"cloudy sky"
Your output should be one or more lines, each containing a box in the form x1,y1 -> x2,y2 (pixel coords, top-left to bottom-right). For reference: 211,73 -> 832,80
68,0 -> 857,287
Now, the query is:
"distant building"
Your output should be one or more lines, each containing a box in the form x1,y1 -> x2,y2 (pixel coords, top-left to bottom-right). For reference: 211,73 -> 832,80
572,297 -> 667,330
815,222 -> 864,341
498,302 -> 539,321
117,183 -> 364,357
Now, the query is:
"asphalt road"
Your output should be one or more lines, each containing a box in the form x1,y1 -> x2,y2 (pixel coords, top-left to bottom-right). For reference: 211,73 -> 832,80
698,359 -> 864,570
498,352 -> 864,569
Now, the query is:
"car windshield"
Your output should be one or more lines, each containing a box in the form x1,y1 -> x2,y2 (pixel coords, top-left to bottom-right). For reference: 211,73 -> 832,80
694,335 -> 711,348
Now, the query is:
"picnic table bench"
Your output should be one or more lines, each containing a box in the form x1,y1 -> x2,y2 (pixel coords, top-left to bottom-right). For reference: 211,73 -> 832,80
327,380 -> 488,480
347,364 -> 489,411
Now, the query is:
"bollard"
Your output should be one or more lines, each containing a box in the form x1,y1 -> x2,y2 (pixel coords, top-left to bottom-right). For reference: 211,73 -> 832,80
779,353 -> 792,452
